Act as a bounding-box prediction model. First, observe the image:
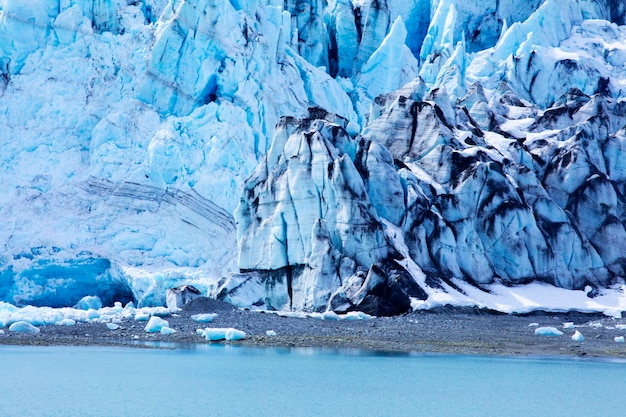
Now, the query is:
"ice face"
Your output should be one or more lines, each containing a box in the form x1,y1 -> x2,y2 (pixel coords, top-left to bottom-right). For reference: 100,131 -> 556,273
2,0 -> 626,314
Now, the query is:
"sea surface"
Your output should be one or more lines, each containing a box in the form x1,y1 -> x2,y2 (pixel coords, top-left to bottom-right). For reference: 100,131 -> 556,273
0,344 -> 624,416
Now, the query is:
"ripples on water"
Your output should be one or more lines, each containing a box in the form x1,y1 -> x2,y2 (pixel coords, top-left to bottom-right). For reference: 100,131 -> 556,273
0,344 -> 624,417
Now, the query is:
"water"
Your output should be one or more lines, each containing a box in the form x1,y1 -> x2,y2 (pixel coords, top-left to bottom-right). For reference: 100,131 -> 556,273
0,344 -> 624,417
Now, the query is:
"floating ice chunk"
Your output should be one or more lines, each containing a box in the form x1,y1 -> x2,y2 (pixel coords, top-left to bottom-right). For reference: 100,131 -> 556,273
615,325 -> 626,330
266,330 -> 277,336
571,330 -> 584,342
144,317 -> 169,333
125,302 -> 136,310
528,323 -> 539,327
57,319 -> 76,326
563,322 -> 575,329
589,322 -> 604,328
0,330 -> 5,335
106,323 -> 120,330
201,328 -> 246,341
74,296 -> 103,311
9,321 -> 40,333
535,327 -> 564,337
135,312 -> 150,321
615,336 -> 625,343
160,327 -> 176,335
191,313 -> 218,323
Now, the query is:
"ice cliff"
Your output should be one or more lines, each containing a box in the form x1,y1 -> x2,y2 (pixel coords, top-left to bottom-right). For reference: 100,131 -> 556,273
1,0 -> 626,315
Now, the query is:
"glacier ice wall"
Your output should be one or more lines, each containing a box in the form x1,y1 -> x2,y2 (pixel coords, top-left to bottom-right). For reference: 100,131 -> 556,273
1,0 -> 626,312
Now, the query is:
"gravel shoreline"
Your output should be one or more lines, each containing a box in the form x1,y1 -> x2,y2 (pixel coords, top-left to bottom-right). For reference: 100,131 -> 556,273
1,298 -> 626,358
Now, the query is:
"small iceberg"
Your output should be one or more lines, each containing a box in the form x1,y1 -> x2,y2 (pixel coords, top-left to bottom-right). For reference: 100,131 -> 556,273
534,327 -> 563,337
321,311 -> 340,321
571,330 -> 584,342
191,313 -> 218,323
74,296 -> 102,311
199,328 -> 246,341
160,327 -> 176,335
9,321 -> 40,333
144,316 -> 169,333
615,336 -> 625,343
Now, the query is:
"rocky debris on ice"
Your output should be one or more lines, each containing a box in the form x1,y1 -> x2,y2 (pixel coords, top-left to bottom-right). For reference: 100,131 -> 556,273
229,108 -> 429,315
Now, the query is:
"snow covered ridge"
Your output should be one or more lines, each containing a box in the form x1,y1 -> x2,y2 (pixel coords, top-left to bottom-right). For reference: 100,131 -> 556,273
1,0 -> 626,314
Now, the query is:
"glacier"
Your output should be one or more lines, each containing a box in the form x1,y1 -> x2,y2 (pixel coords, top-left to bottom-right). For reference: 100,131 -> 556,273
1,0 -> 626,316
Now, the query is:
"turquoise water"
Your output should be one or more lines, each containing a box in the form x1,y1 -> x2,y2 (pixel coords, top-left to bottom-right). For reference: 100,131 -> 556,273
0,345 -> 624,417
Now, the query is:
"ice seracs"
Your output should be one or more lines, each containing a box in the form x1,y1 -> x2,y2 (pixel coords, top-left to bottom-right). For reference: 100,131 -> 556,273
2,0 -> 626,316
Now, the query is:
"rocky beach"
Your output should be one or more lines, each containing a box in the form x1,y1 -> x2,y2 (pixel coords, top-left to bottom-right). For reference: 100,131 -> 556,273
2,298 -> 626,359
